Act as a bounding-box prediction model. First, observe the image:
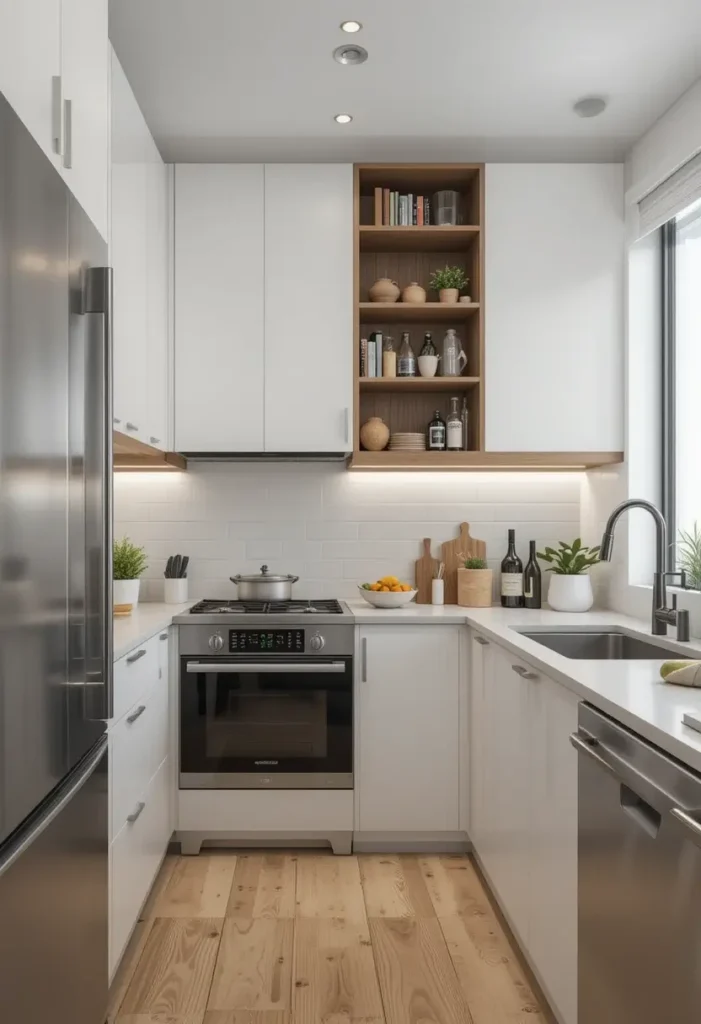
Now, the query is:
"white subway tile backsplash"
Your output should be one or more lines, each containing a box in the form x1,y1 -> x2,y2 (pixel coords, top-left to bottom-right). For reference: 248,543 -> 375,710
114,463 -> 583,599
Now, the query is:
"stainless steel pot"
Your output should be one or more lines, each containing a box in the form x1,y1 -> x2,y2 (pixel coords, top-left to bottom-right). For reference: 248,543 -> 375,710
229,564 -> 299,601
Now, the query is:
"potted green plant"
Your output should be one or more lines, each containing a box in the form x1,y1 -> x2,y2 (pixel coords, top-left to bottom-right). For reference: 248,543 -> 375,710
429,265 -> 469,304
457,556 -> 493,607
537,539 -> 600,612
113,536 -> 148,615
677,523 -> 701,589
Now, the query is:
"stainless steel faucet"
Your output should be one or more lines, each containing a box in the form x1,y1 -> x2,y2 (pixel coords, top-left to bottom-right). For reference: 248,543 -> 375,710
600,499 -> 690,640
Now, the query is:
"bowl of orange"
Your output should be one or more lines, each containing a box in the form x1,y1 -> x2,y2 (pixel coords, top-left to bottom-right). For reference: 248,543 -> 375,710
358,577 -> 418,608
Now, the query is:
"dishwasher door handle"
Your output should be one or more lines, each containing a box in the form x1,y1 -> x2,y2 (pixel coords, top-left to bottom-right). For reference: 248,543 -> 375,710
569,732 -> 620,779
671,807 -> 701,845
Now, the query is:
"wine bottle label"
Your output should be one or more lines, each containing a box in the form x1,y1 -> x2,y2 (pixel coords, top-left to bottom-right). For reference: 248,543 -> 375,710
524,577 -> 534,599
501,573 -> 523,596
428,426 -> 445,447
398,357 -> 416,375
447,423 -> 462,448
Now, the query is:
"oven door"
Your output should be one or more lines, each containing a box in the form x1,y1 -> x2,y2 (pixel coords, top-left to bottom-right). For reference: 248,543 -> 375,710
180,656 -> 353,789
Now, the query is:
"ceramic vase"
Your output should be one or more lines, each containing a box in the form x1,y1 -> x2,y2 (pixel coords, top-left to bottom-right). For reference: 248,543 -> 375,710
401,281 -> 426,304
457,569 -> 493,607
164,578 -> 188,604
113,578 -> 140,616
547,574 -> 594,612
418,355 -> 439,378
359,417 -> 390,451
439,288 -> 460,304
369,278 -> 400,303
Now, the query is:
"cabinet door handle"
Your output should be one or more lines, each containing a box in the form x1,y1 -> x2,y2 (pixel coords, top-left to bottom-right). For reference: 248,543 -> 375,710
511,663 -> 537,679
126,648 -> 147,665
475,636 -> 489,645
113,417 -> 121,425
361,637 -> 368,682
126,704 -> 146,724
63,98 -> 72,169
159,633 -> 168,641
127,801 -> 146,824
51,76 -> 63,156
149,436 -> 161,445
671,807 -> 701,842
125,422 -> 139,432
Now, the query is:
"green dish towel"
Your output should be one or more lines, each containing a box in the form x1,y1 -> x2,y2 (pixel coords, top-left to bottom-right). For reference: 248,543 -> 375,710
660,660 -> 701,687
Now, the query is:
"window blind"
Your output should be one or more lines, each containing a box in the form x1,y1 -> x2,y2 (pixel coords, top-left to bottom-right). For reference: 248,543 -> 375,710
637,149 -> 701,237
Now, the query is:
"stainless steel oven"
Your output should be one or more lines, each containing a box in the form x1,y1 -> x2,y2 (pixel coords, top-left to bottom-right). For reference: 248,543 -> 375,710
179,618 -> 354,789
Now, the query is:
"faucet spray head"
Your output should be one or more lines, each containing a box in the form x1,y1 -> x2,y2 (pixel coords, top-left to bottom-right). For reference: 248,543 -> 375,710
600,531 -> 614,562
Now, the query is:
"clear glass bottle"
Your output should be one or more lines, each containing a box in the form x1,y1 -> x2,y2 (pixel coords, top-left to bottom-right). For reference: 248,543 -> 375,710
428,409 -> 446,451
441,329 -> 467,377
397,332 -> 417,377
446,397 -> 462,451
460,397 -> 469,450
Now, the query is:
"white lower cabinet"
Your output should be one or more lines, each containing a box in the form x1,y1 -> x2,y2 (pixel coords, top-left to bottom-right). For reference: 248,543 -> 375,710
109,629 -> 174,978
469,630 -> 578,1024
357,625 -> 461,835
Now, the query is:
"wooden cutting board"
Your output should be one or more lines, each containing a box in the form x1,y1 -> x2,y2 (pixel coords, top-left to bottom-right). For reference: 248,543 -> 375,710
414,538 -> 441,605
441,522 -> 487,604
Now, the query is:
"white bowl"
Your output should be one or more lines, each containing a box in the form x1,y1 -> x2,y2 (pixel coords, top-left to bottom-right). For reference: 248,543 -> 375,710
358,586 -> 418,608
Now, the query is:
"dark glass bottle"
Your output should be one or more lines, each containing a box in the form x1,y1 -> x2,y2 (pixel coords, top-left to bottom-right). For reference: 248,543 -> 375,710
524,540 -> 542,609
501,529 -> 524,608
428,409 -> 446,451
420,332 -> 436,356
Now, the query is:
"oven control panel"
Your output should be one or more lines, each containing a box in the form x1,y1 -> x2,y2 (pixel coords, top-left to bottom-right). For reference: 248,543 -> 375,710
229,629 -> 305,653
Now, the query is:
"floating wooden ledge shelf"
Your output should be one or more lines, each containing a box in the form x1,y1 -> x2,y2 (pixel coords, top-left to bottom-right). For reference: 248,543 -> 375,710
113,430 -> 187,472
359,302 -> 480,323
349,451 -> 624,471
359,376 -> 480,393
359,225 -> 480,252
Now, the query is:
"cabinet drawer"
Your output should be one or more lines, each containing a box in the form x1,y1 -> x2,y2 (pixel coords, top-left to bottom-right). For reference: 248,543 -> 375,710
109,757 -> 171,978
113,635 -> 158,721
110,694 -> 154,839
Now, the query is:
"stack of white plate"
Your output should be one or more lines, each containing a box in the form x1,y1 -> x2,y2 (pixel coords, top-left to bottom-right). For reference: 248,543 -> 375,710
389,432 -> 426,451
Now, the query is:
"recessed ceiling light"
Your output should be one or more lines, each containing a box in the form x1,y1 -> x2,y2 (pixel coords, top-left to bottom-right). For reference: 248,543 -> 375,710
333,44 -> 368,65
573,96 -> 607,118
340,20 -> 362,33
334,113 -> 353,124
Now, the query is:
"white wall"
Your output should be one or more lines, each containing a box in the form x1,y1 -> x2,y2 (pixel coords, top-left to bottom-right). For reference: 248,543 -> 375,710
114,465 -> 581,602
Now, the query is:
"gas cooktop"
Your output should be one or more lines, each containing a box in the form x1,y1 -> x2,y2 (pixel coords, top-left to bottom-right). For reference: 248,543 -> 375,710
188,599 -> 345,615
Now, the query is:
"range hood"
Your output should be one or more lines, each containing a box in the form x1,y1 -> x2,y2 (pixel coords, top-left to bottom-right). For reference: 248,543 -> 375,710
180,451 -> 350,463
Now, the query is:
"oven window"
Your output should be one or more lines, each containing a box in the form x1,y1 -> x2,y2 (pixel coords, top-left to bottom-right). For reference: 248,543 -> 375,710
180,659 -> 353,781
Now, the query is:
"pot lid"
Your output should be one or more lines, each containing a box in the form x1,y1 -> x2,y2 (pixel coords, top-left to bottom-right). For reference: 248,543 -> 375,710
232,564 -> 297,583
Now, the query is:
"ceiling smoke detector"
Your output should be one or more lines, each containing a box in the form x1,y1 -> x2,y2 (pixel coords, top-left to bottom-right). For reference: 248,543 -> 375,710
333,44 -> 368,65
340,20 -> 362,33
573,96 -> 607,118
334,113 -> 353,124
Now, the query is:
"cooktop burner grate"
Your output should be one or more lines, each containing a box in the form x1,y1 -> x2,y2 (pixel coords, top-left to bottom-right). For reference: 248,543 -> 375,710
188,599 -> 345,615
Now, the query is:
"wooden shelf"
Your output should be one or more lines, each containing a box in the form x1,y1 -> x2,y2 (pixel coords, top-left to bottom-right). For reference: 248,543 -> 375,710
359,225 -> 480,252
113,430 -> 187,472
359,302 -> 479,323
359,377 -> 479,393
349,451 -> 624,471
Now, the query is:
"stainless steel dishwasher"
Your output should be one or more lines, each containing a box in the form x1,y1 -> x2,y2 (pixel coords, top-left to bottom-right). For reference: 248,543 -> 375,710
571,703 -> 701,1024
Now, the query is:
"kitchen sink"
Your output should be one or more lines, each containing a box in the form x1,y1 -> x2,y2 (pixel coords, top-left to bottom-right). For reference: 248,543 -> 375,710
517,629 -> 684,660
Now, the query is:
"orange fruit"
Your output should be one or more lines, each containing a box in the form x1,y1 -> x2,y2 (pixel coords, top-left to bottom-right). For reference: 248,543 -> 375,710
369,583 -> 381,591
380,586 -> 390,592
390,585 -> 402,592
401,584 -> 412,592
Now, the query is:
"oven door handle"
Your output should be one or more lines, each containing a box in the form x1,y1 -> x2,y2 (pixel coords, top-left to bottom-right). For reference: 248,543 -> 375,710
185,661 -> 346,674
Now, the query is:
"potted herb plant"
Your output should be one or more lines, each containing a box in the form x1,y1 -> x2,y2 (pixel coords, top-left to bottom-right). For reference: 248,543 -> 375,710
113,536 -> 147,615
537,539 -> 600,612
429,265 -> 469,304
678,523 -> 701,589
457,556 -> 493,607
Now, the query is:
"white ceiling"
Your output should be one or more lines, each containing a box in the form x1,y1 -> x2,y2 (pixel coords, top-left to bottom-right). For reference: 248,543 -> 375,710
109,0 -> 701,162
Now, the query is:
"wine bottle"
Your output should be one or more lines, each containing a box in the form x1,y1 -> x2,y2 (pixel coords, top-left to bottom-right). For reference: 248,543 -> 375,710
428,410 -> 446,451
524,540 -> 542,609
446,397 -> 462,451
501,529 -> 524,608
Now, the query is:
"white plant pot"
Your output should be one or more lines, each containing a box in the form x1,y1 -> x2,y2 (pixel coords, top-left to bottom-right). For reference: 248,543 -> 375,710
113,578 -> 140,615
547,574 -> 593,612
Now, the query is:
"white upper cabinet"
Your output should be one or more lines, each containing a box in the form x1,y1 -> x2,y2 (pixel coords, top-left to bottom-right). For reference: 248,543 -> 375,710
485,163 -> 624,453
174,164 -> 265,452
111,51 -> 169,449
0,0 -> 109,239
357,625 -> 460,833
264,164 -> 353,452
0,0 -> 61,168
60,0 -> 109,238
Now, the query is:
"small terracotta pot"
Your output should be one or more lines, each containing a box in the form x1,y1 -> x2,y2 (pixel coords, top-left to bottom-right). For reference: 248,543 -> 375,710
369,278 -> 400,303
439,288 -> 460,304
359,417 -> 390,451
457,568 -> 493,607
401,281 -> 426,304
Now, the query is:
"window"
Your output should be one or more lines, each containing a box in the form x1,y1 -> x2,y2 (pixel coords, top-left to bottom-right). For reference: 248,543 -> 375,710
661,199 -> 701,581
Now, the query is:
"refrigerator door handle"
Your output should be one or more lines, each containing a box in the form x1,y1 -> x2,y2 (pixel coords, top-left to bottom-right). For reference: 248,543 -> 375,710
85,267 -> 113,719
0,736 -> 107,881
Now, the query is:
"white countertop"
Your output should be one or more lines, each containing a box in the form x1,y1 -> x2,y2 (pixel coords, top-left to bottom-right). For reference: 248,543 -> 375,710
345,598 -> 470,624
113,602 -> 193,660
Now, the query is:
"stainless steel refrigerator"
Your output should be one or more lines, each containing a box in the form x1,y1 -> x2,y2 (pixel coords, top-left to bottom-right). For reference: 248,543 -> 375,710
0,90 -> 112,1024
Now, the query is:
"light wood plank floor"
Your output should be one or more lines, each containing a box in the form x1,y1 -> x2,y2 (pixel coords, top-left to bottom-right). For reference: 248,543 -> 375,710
109,852 -> 551,1024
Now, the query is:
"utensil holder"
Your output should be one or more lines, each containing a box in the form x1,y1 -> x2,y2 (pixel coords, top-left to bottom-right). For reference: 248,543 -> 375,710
432,579 -> 445,606
164,577 -> 188,604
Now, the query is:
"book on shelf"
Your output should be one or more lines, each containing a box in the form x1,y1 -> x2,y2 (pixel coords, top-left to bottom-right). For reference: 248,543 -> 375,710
374,187 -> 383,226
369,331 -> 383,376
383,188 -> 390,225
367,338 -> 377,377
360,337 -> 368,377
370,190 -> 432,225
